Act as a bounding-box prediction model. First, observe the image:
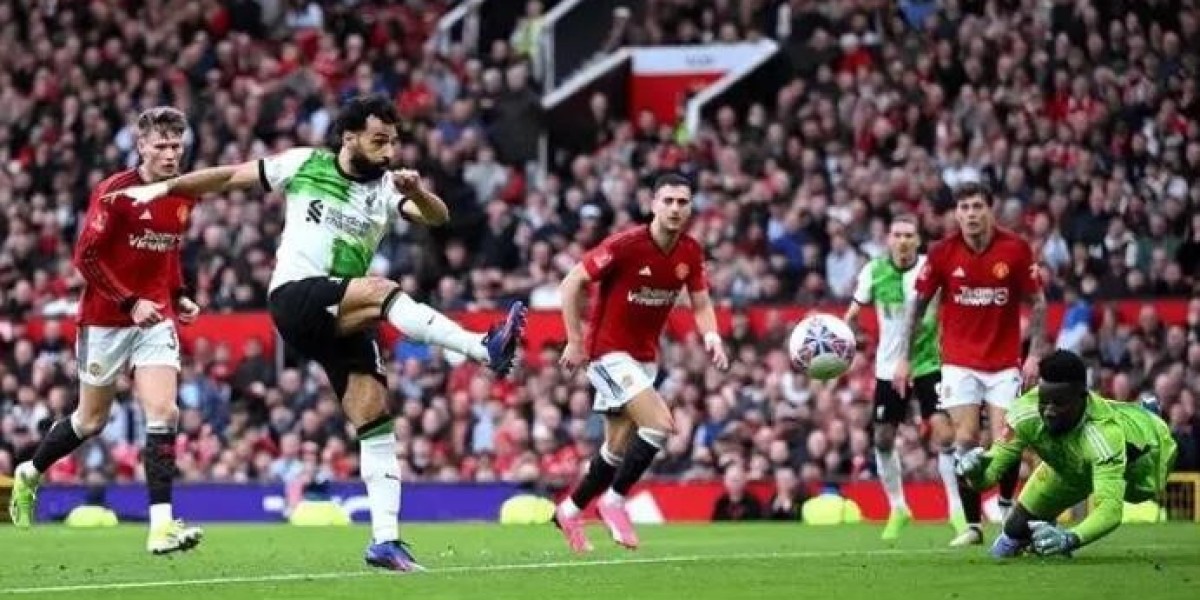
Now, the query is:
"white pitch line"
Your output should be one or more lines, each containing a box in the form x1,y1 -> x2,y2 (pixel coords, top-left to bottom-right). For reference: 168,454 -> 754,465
0,547 -> 944,595
3,543 -> 1186,595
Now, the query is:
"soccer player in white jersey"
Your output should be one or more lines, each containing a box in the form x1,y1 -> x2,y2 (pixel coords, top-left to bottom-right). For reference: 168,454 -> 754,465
110,95 -> 527,572
844,214 -> 963,540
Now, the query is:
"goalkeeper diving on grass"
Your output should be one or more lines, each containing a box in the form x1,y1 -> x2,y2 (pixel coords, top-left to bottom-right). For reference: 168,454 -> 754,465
955,349 -> 1177,558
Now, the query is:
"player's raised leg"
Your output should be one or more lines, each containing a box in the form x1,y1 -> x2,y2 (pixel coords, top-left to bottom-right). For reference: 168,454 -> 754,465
337,277 -> 525,376
132,320 -> 203,555
555,414 -> 632,553
596,388 -> 673,550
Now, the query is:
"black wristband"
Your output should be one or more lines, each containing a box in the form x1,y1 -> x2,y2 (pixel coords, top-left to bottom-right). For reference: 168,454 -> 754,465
120,297 -> 138,313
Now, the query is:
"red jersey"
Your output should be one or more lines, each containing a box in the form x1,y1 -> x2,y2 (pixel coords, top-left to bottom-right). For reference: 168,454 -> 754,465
75,169 -> 195,327
916,227 -> 1041,371
581,225 -> 707,362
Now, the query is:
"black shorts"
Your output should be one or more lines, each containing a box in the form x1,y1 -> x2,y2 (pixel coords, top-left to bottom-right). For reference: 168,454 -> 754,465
873,372 -> 943,425
267,277 -> 384,398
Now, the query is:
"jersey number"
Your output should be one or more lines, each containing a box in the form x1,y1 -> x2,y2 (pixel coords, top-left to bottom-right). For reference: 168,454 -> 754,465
306,200 -> 324,224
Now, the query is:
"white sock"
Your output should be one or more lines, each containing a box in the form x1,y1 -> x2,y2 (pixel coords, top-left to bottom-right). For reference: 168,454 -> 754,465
938,449 -> 964,519
875,448 -> 907,512
149,503 -> 173,529
359,432 -> 401,544
558,498 -> 581,518
386,292 -> 488,362
600,488 -> 624,505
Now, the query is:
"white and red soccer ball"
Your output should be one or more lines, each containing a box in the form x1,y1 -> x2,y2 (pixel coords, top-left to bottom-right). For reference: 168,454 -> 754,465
788,313 -> 856,380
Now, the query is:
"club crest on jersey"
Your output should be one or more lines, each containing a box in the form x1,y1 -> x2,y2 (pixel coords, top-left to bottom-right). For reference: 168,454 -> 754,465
992,262 -> 1009,279
675,263 -> 689,280
365,190 -> 377,210
91,211 -> 107,232
88,362 -> 102,377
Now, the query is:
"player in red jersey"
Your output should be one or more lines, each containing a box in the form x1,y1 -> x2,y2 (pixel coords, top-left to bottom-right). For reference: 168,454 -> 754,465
9,108 -> 204,554
895,182 -> 1049,547
552,173 -> 728,553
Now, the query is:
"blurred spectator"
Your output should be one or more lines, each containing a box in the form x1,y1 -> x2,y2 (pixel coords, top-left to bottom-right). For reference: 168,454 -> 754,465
712,464 -> 763,521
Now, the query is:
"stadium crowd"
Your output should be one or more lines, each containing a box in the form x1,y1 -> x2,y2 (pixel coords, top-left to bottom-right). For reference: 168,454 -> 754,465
0,0 -> 1198,501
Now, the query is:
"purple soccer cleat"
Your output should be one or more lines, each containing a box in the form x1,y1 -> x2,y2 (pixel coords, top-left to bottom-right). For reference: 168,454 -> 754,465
482,301 -> 527,377
364,541 -> 426,573
990,533 -> 1029,559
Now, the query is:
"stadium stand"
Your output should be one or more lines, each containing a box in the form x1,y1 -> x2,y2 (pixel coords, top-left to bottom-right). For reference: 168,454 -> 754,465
0,0 -> 1197,511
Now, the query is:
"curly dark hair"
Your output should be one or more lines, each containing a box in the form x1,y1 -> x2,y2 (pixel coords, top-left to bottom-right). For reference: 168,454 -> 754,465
331,94 -> 400,146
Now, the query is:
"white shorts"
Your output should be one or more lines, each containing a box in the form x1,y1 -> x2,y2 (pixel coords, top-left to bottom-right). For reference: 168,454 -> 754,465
586,352 -> 658,413
77,321 -> 182,386
938,364 -> 1022,410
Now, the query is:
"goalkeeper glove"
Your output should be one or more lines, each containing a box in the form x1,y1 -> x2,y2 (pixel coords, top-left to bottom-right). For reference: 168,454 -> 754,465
954,447 -> 986,478
1030,521 -> 1080,556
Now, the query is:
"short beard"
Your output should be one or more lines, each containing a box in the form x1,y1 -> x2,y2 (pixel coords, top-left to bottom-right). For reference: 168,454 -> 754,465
350,153 -> 388,180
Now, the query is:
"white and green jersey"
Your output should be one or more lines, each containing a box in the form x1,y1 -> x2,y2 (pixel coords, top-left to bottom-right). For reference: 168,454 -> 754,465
259,148 -> 406,292
852,255 -> 940,380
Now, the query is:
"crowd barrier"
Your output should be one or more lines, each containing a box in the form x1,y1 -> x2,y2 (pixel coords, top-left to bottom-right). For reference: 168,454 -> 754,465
32,480 -> 989,524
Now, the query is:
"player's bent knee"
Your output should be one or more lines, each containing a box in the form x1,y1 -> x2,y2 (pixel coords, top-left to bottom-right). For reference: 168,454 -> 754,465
636,426 -> 668,449
350,276 -> 399,306
70,411 -> 108,438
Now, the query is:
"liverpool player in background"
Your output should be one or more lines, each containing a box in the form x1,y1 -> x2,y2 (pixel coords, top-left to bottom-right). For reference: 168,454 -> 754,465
845,214 -> 963,541
554,173 -> 729,553
894,182 -> 1048,547
9,107 -> 204,554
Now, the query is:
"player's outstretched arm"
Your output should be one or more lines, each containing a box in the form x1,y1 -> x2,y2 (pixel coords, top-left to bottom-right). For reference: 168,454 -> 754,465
167,161 -> 263,197
104,161 -> 263,204
394,169 -> 449,226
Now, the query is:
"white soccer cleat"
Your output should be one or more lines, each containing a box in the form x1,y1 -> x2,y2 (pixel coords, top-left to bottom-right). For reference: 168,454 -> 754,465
949,526 -> 984,548
147,519 -> 204,555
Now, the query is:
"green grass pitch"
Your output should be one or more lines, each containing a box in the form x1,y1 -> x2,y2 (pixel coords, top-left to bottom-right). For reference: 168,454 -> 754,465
0,523 -> 1196,599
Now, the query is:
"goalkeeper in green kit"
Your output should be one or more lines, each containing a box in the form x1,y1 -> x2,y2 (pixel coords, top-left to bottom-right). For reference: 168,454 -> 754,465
956,349 -> 1177,557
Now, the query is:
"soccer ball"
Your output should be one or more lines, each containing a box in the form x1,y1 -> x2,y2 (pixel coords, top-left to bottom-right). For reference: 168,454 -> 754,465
788,313 -> 856,380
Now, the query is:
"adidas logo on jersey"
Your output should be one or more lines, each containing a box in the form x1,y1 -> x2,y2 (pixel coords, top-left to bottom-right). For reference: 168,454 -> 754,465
639,267 -> 652,276
952,267 -> 966,278
140,210 -> 152,220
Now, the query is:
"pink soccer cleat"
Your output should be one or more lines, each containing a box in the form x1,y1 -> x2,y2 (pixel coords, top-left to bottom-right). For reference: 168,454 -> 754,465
553,505 -> 593,554
598,500 -> 640,550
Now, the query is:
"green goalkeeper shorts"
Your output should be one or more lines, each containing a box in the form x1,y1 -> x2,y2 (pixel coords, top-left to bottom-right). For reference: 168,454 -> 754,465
1018,450 -> 1175,519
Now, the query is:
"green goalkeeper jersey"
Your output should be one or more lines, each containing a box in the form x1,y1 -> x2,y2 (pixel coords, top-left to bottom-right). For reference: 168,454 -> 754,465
968,390 -> 1177,545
